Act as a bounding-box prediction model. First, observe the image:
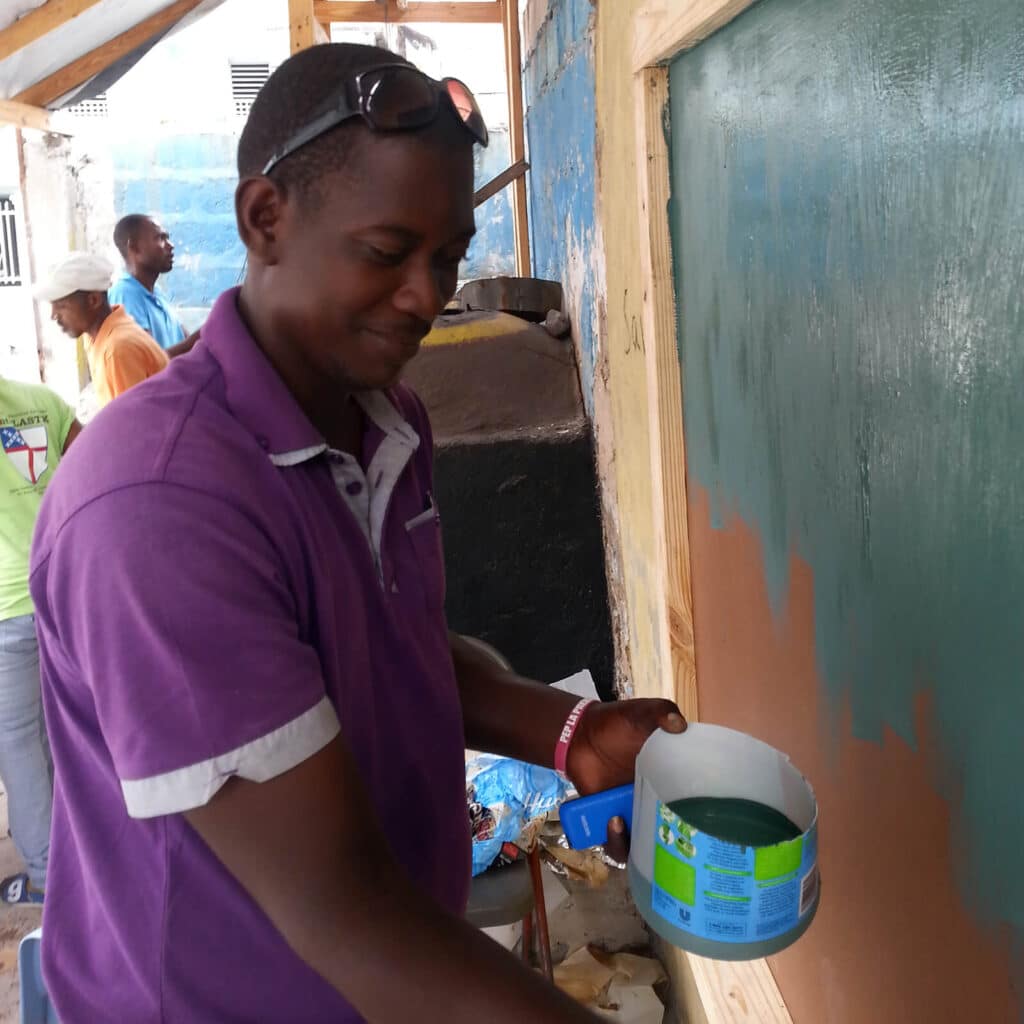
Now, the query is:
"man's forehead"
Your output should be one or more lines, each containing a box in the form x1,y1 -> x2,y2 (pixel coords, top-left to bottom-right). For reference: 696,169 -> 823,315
320,131 -> 474,227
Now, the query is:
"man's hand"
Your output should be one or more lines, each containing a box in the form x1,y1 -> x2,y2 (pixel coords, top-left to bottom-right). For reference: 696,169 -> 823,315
166,329 -> 200,359
449,633 -> 686,859
566,699 -> 686,861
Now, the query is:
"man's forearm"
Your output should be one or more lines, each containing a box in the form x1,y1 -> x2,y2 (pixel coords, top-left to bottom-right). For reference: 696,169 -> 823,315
450,632 -> 583,766
188,739 -> 599,1024
307,856 -> 600,1024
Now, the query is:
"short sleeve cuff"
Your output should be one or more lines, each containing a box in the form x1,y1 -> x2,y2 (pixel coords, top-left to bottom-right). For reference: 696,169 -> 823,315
120,696 -> 340,819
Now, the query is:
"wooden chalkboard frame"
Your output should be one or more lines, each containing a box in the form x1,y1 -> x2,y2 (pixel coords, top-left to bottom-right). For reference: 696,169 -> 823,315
631,3 -> 793,1022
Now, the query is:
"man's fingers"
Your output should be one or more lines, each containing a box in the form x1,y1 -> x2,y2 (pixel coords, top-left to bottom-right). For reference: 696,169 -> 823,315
605,815 -> 629,864
630,698 -> 687,734
661,710 -> 687,733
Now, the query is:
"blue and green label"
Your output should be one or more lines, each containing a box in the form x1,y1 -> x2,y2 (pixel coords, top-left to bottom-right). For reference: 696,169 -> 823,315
651,800 -> 818,943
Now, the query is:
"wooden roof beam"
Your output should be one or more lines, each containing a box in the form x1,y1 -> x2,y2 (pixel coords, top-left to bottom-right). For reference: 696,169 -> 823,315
0,97 -> 60,133
14,0 -> 207,109
314,2 -> 502,24
0,0 -> 106,63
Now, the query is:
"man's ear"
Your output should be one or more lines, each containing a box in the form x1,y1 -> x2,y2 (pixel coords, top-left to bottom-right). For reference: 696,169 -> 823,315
235,177 -> 288,267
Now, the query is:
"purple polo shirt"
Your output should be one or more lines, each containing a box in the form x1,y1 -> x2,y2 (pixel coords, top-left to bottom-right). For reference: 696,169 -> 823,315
29,289 -> 470,1022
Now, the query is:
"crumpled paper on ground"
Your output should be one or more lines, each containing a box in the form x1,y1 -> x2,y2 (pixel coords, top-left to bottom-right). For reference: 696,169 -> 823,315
553,946 -> 667,1023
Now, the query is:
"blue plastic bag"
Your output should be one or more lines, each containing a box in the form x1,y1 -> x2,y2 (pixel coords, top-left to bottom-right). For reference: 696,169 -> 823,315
466,755 -> 572,876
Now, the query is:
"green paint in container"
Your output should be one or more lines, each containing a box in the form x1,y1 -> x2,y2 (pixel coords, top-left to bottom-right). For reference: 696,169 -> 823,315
626,724 -> 819,961
666,797 -> 803,847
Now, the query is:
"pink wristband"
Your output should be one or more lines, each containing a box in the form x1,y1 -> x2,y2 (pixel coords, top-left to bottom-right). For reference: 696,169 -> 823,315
554,698 -> 595,775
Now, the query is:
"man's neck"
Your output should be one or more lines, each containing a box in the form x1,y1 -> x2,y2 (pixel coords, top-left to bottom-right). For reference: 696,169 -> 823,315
237,285 -> 364,455
86,304 -> 113,340
131,267 -> 159,292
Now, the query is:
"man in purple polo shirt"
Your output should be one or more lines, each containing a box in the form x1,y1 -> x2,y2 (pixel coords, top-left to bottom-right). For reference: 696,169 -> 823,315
30,43 -> 684,1023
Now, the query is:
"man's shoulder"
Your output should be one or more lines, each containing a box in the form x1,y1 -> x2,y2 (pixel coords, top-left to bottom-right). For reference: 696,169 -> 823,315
107,311 -> 167,353
108,273 -> 142,298
0,378 -> 69,419
33,350 -> 265,558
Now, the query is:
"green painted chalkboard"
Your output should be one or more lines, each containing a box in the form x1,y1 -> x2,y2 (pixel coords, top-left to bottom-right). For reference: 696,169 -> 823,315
668,0 -> 1024,967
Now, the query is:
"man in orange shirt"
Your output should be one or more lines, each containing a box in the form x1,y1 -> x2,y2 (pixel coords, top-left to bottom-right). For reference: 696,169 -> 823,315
35,253 -> 169,409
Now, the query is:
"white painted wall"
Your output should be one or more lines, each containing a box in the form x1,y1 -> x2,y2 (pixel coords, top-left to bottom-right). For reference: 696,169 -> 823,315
21,131 -> 91,406
0,127 -> 41,385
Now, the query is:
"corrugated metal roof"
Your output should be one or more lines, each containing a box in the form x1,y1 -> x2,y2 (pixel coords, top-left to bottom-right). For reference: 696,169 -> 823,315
1,0 -> 227,107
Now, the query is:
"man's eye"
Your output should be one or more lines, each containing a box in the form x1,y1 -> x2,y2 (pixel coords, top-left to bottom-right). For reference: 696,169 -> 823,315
365,245 -> 405,265
438,251 -> 468,270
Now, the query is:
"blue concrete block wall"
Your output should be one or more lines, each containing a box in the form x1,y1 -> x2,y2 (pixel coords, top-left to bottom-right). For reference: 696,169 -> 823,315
523,0 -> 598,413
465,129 -> 516,279
111,135 -> 241,331
110,128 -> 515,330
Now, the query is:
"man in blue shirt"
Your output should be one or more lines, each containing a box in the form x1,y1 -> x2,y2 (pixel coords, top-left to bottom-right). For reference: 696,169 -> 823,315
109,215 -> 187,350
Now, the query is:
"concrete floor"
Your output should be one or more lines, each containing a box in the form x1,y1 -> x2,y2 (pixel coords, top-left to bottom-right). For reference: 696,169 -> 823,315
548,865 -> 680,1023
0,785 -> 43,1024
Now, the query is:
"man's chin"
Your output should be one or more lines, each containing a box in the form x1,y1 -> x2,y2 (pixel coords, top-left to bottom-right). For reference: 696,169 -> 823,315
325,360 -> 405,394
363,364 -> 406,391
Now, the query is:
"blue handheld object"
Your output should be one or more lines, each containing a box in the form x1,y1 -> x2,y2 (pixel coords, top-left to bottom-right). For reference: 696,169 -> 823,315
559,783 -> 636,849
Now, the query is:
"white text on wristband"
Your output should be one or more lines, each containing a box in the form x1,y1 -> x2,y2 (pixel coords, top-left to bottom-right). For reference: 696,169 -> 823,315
554,698 -> 595,775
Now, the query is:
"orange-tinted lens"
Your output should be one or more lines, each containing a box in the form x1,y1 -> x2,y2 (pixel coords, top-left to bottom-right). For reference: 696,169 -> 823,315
444,79 -> 488,146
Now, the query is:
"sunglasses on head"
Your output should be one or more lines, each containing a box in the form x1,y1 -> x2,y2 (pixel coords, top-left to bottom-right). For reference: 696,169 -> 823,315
261,63 -> 489,176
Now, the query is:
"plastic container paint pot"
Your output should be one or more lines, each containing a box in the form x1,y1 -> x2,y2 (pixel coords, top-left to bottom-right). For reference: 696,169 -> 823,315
560,723 -> 820,960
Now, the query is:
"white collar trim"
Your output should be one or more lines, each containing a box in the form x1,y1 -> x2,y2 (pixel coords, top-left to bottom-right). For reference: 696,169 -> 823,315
266,391 -> 419,467
267,392 -> 421,580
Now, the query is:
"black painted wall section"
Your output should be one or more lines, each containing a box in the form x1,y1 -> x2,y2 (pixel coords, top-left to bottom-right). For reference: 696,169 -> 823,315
435,430 -> 615,701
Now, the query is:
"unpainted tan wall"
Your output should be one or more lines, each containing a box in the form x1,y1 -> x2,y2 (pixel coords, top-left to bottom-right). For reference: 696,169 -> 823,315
589,1 -> 667,703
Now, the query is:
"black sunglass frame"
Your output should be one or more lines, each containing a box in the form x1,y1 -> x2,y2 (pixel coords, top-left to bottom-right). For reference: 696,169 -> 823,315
260,64 -> 487,176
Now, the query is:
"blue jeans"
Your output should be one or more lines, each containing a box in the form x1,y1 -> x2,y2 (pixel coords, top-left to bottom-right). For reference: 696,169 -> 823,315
0,614 -> 52,889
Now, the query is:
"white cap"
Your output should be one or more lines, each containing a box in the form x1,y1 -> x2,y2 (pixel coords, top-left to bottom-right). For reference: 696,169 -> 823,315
33,252 -> 114,302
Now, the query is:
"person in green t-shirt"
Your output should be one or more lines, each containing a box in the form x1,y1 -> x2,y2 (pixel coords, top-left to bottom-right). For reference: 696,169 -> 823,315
0,376 -> 81,904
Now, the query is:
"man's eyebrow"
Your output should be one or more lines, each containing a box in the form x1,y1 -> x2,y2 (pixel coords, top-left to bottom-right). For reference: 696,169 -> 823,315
359,226 -> 421,242
356,225 -> 477,244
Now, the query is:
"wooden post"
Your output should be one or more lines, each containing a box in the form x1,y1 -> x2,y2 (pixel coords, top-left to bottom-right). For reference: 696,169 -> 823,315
289,0 -> 319,53
634,67 -> 698,720
630,4 -> 790,1021
501,0 -> 530,277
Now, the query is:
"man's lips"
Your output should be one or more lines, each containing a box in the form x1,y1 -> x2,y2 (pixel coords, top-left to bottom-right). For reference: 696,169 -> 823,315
363,325 -> 429,353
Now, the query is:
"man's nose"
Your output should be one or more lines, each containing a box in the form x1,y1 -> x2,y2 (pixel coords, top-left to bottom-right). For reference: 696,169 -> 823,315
393,261 -> 445,322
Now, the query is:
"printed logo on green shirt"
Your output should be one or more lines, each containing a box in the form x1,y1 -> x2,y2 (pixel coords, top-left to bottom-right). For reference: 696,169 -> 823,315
1,422 -> 49,485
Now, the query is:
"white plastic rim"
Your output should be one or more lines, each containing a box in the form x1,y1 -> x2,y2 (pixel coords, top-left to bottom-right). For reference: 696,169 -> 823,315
628,723 -> 820,960
639,723 -> 816,826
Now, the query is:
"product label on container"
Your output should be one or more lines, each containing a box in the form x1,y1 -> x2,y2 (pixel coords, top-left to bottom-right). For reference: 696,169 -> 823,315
650,800 -> 818,943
